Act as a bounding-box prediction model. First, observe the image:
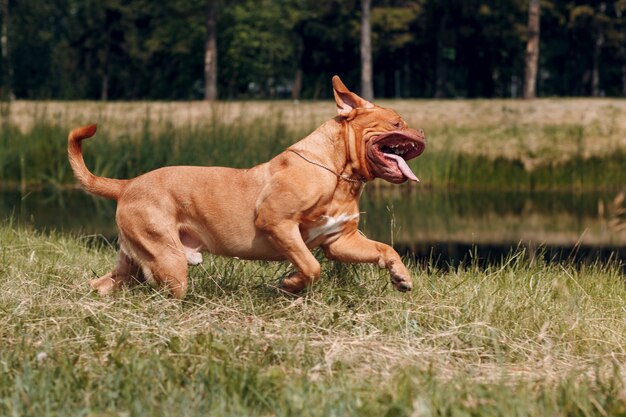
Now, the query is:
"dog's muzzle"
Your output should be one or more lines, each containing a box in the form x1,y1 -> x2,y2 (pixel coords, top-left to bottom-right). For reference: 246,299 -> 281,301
366,129 -> 426,184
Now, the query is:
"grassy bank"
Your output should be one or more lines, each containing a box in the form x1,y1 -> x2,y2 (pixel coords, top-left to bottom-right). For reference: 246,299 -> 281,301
2,99 -> 626,190
1,226 -> 625,416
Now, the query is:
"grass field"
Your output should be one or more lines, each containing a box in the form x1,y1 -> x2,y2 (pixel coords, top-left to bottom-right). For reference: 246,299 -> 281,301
1,226 -> 625,416
2,99 -> 625,416
2,99 -> 626,190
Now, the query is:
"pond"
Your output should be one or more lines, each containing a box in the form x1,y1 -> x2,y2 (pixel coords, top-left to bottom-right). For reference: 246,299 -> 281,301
2,187 -> 625,268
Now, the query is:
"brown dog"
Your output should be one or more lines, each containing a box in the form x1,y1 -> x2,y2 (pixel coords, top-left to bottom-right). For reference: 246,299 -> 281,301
68,76 -> 425,298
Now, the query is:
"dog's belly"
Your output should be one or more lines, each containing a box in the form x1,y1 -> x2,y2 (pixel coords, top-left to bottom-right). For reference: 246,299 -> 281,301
211,235 -> 286,261
179,223 -> 285,262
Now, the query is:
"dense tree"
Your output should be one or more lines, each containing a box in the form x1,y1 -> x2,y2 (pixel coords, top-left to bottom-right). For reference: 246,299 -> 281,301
1,0 -> 625,99
371,1 -> 422,97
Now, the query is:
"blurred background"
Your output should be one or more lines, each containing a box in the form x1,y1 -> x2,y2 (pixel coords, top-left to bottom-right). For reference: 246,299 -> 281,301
1,0 -> 625,267
2,0 -> 626,100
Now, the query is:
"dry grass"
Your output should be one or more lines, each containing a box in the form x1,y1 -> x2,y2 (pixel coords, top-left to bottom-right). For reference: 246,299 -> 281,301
9,98 -> 626,130
7,98 -> 626,161
1,225 -> 625,416
3,99 -> 626,192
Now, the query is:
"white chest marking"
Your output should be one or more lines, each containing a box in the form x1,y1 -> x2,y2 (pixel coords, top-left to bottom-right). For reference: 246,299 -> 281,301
305,213 -> 359,244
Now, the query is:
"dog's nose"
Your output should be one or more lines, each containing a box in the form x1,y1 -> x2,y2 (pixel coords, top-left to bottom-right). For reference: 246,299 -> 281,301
417,129 -> 425,137
398,282 -> 412,292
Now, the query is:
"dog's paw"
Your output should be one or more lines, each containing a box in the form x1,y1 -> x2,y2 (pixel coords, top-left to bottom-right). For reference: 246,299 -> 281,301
390,268 -> 412,292
393,279 -> 412,292
281,272 -> 309,294
89,274 -> 115,296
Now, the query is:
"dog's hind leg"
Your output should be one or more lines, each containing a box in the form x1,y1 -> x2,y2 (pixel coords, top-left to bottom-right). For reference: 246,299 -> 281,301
116,208 -> 190,298
121,233 -> 189,299
141,251 -> 189,299
90,251 -> 144,296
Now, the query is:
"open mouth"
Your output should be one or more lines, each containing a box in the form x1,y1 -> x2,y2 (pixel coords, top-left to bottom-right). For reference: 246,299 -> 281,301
366,130 -> 425,184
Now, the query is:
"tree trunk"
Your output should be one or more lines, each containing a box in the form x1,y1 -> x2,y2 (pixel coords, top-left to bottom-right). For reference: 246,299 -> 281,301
360,0 -> 373,101
622,64 -> 626,97
204,0 -> 218,101
591,2 -> 606,97
101,72 -> 109,101
99,6 -> 115,101
292,69 -> 303,100
617,3 -> 626,97
1,0 -> 13,100
523,0 -> 540,99
291,36 -> 303,100
101,29 -> 110,101
591,31 -> 604,97
313,77 -> 321,99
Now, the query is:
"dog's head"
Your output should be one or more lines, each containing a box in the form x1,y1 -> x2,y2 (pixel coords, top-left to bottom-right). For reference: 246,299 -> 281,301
333,76 -> 425,184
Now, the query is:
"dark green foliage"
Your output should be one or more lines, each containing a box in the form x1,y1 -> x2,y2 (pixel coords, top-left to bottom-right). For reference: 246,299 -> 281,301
2,0 -> 625,99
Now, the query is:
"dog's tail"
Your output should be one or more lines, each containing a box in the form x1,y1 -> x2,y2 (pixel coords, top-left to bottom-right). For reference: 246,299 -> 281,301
68,124 -> 129,200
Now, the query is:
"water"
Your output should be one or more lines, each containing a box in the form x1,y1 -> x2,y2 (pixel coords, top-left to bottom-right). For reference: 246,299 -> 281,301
2,188 -> 625,268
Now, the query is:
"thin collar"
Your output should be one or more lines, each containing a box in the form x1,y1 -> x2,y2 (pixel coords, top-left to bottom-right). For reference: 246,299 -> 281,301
287,149 -> 367,184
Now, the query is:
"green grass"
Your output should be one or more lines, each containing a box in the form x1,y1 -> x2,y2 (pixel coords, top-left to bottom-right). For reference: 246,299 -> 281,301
2,100 -> 626,190
1,225 -> 625,416
0,114 -> 291,189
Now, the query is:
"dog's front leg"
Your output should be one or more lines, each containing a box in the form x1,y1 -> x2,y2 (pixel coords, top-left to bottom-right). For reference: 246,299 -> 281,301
322,231 -> 412,292
260,220 -> 322,293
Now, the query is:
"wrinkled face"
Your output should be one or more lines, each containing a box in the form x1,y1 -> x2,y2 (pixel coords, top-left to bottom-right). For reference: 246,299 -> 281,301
332,76 -> 425,184
358,108 -> 426,184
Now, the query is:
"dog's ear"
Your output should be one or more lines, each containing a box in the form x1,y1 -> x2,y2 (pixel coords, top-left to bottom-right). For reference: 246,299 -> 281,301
332,75 -> 374,117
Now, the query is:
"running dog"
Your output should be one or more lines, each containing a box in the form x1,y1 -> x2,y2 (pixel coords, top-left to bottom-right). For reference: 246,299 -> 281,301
68,76 -> 425,298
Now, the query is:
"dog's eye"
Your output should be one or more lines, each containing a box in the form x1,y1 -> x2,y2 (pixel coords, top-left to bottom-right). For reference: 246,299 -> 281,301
393,121 -> 403,129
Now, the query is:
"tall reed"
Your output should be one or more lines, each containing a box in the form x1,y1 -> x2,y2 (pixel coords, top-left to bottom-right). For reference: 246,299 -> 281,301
1,109 -> 626,191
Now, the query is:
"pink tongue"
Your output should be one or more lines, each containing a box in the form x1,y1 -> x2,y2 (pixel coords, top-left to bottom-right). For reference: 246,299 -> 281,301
384,153 -> 420,182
